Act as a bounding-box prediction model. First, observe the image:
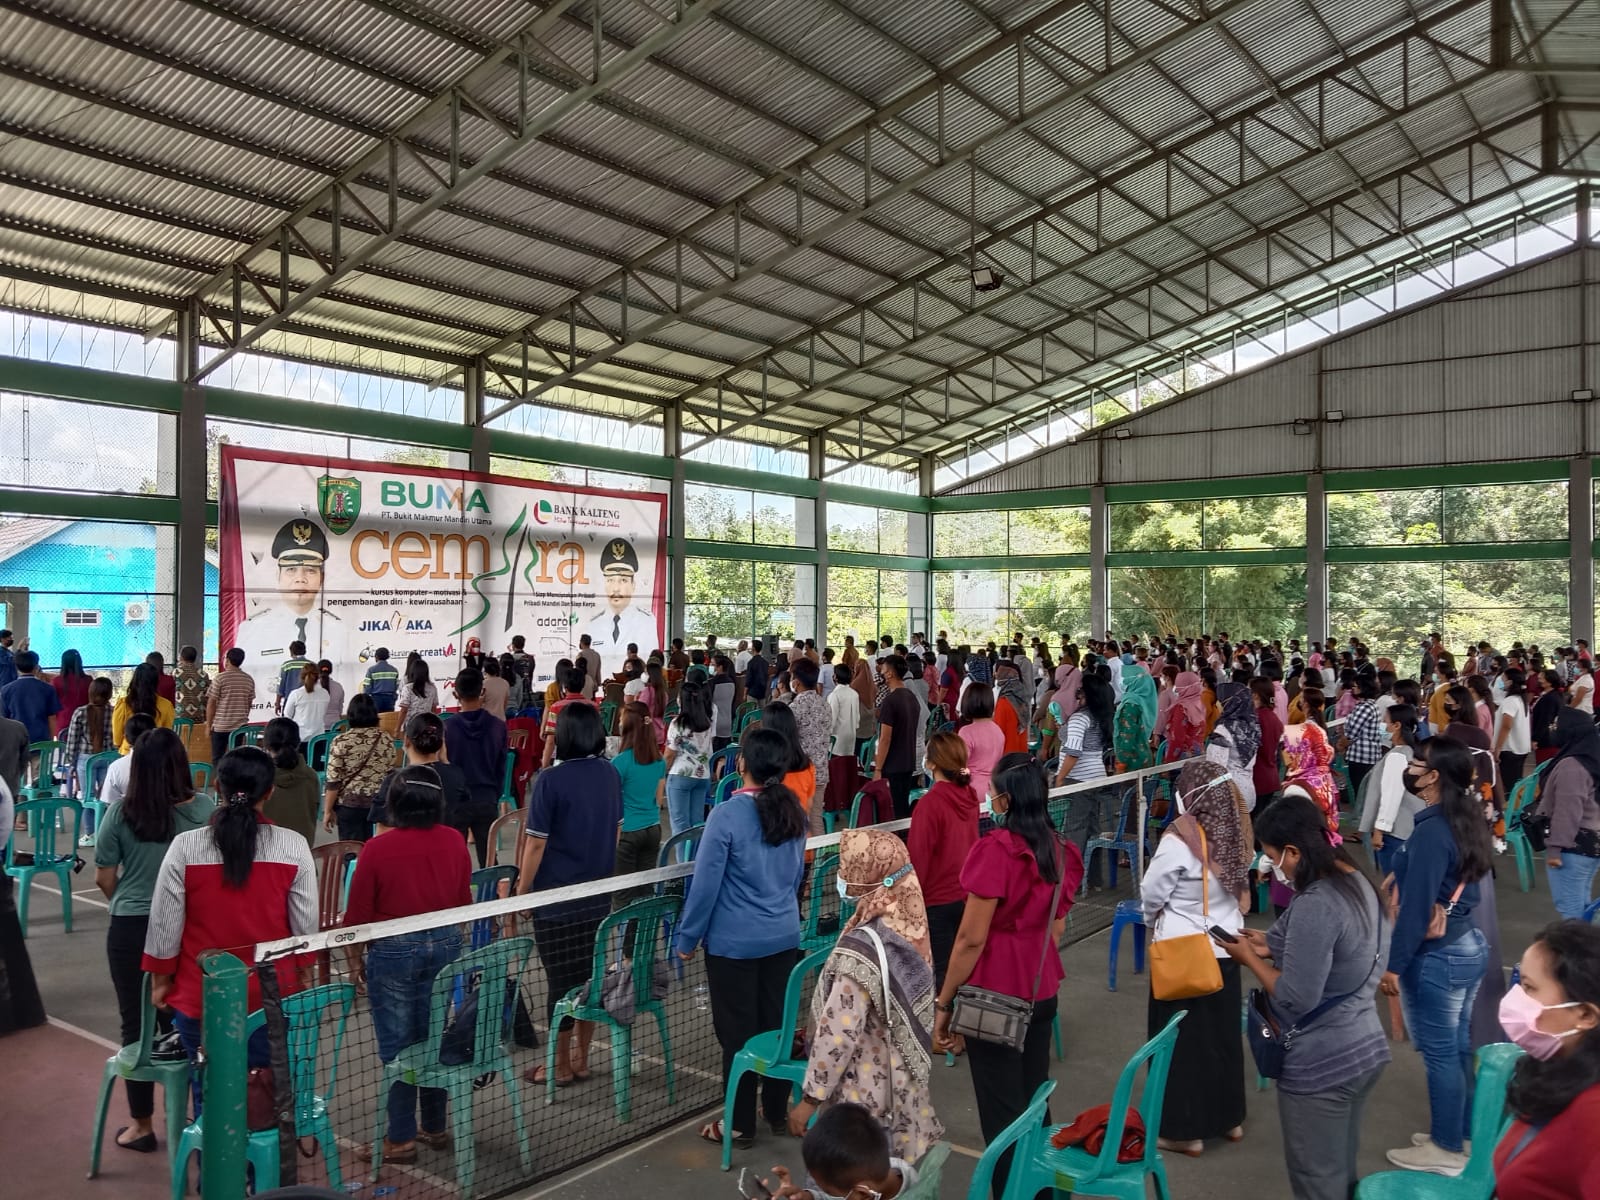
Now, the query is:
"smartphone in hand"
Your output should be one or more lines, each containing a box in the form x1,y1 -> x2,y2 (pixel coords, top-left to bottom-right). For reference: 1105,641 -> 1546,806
1208,924 -> 1239,945
738,1168 -> 774,1200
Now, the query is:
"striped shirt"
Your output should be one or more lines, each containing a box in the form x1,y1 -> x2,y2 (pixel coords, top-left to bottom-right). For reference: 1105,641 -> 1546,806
141,822 -> 317,1019
208,668 -> 256,733
1061,711 -> 1108,783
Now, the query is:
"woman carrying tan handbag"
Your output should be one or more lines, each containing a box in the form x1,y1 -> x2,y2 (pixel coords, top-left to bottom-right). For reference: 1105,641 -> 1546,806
1139,759 -> 1252,1157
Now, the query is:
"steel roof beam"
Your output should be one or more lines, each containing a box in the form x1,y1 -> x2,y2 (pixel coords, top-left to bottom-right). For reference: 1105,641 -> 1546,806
670,0 -> 1494,446
474,0 -> 1269,421
160,0 -> 729,384
848,120 -> 1550,466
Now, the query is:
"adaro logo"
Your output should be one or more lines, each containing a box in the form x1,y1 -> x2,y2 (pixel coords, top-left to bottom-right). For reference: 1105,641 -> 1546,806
317,475 -> 361,535
531,498 -> 555,525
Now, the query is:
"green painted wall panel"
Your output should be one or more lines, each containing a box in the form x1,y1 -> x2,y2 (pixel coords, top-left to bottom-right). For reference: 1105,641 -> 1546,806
0,487 -> 180,524
683,539 -> 817,565
1106,548 -> 1306,568
827,483 -> 929,513
1325,541 -> 1570,564
208,387 -> 474,452
931,554 -> 1090,571
681,460 -> 817,497
487,429 -> 666,479
932,487 -> 1092,512
1105,474 -> 1307,502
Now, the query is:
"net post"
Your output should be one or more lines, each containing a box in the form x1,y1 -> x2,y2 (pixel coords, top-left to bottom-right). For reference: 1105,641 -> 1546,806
199,949 -> 251,1200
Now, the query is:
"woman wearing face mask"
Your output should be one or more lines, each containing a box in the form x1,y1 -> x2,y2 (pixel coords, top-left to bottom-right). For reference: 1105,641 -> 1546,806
1364,703 -> 1422,878
1378,736 -> 1496,1176
788,829 -> 943,1162
1528,709 -> 1600,921
932,753 -> 1083,1200
1530,669 -> 1567,767
1140,759 -> 1251,1157
907,733 -> 981,990
1222,795 -> 1390,1200
1492,921 -> 1600,1199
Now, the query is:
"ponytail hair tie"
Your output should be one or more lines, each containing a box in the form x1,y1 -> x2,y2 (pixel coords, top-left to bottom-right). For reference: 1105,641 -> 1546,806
765,774 -> 786,788
225,790 -> 255,807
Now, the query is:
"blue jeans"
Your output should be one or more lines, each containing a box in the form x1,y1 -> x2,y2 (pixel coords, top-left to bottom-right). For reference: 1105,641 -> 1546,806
172,1009 -> 271,1118
1399,927 -> 1488,1152
366,929 -> 462,1143
1547,854 -> 1600,921
666,775 -> 709,845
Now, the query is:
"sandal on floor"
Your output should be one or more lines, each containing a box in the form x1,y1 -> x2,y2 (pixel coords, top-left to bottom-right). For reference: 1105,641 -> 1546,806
699,1120 -> 753,1149
523,1064 -> 573,1087
415,1130 -> 453,1150
114,1128 -> 157,1153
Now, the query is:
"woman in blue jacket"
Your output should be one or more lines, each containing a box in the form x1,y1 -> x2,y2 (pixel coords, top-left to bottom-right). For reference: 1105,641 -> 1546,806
1378,735 -> 1496,1177
675,726 -> 807,1152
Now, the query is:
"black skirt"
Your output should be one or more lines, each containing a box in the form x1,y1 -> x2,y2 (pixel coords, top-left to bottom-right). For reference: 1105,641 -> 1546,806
1146,956 -> 1246,1141
0,875 -> 45,1036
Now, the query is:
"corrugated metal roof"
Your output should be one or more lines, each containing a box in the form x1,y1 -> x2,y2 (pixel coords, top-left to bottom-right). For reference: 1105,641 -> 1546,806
0,0 -> 1587,482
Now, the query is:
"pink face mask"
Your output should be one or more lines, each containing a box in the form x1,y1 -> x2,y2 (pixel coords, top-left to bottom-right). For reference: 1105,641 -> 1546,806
1497,984 -> 1582,1061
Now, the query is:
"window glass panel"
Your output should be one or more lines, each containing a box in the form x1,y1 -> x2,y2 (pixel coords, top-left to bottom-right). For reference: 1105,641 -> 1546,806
684,557 -> 754,647
1109,501 -> 1202,551
585,469 -> 666,494
1327,489 -> 1444,547
3,393 -> 176,495
1,311 -> 175,377
753,492 -> 803,547
0,516 -> 178,672
1009,507 -> 1090,555
934,510 -> 1007,558
828,503 -> 878,552
878,509 -> 910,557
1442,481 -> 1566,542
1443,560 -> 1568,653
1201,495 -> 1306,549
827,567 -> 879,647
1109,567 -> 1205,637
1007,569 -> 1091,640
1203,564 -> 1306,641
933,569 -> 1007,645
684,483 -> 753,543
1329,561 -> 1444,664
485,455 -> 578,485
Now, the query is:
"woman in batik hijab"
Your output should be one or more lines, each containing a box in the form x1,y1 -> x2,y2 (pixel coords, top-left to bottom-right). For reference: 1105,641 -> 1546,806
1114,665 -> 1158,774
791,828 -> 944,1162
1140,759 -> 1250,1156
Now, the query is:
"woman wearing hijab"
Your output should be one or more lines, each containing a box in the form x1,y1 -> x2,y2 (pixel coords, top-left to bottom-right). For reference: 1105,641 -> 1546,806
789,829 -> 944,1162
1271,721 -> 1342,913
1531,707 -> 1600,920
1140,759 -> 1250,1156
850,661 -> 877,755
1207,690 -> 1262,812
1116,665 -> 1159,765
1161,671 -> 1208,762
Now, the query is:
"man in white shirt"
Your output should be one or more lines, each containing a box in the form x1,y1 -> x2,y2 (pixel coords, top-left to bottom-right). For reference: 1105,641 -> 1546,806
734,641 -> 751,674
103,713 -> 159,807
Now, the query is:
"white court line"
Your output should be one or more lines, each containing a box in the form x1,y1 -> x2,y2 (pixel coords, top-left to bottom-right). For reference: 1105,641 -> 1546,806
28,878 -> 111,910
48,1014 -> 120,1052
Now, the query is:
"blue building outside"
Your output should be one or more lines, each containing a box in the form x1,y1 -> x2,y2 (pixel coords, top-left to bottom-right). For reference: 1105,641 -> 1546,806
0,518 -> 218,673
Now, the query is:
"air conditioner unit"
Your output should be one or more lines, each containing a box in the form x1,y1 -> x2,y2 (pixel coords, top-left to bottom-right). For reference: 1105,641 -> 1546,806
124,601 -> 149,624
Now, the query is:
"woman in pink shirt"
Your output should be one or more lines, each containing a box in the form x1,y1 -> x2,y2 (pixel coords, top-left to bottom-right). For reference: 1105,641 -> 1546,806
958,682 -> 1006,805
933,754 -> 1084,1200
1468,675 -> 1497,741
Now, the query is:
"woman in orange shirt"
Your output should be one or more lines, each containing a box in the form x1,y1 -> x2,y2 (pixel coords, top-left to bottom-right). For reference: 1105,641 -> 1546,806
757,702 -> 816,818
992,660 -> 1032,755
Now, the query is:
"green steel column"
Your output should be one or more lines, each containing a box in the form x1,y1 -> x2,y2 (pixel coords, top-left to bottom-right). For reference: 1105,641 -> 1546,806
199,950 -> 251,1200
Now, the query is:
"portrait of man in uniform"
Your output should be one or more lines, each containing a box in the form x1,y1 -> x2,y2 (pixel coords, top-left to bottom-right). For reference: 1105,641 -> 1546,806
233,517 -> 342,663
584,536 -> 657,668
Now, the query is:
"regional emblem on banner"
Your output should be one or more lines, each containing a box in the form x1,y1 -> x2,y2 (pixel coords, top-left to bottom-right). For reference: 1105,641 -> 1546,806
318,475 -> 361,535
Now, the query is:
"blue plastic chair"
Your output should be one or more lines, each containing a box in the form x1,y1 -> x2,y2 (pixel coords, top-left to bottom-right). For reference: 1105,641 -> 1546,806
720,947 -> 832,1170
5,797 -> 83,935
1355,1043 -> 1524,1200
1107,898 -> 1147,990
975,1013 -> 1186,1200
172,984 -> 357,1200
708,744 -> 740,783
1082,785 -> 1141,896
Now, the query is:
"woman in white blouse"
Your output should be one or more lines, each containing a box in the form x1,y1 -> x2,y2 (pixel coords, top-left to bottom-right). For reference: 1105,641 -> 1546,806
1140,758 -> 1250,1157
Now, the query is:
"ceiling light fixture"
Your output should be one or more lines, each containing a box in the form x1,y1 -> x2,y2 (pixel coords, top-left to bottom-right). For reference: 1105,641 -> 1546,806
1324,409 -> 1345,422
1113,427 -> 1132,440
971,267 -> 1003,292
1292,419 -> 1313,436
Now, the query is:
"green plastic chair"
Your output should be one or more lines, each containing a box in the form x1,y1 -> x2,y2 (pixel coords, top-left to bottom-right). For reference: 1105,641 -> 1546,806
965,1080 -> 1056,1200
857,736 -> 877,774
909,787 -> 927,808
81,748 -> 122,843
1355,1042 -> 1524,1200
228,723 -> 267,750
711,772 -> 740,808
977,1012 -> 1186,1200
545,896 -> 679,1121
172,717 -> 195,742
21,740 -> 66,803
89,973 -> 190,1179
371,937 -> 534,1196
1503,762 -> 1549,893
172,983 -> 357,1200
599,700 -> 619,734
498,748 -> 519,814
5,797 -> 83,935
304,730 -> 336,786
800,845 -> 842,954
188,760 -> 213,796
719,946 -> 833,1170
900,1142 -> 952,1200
